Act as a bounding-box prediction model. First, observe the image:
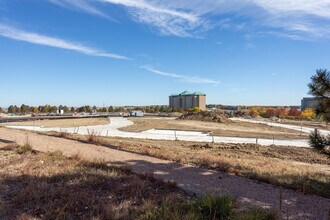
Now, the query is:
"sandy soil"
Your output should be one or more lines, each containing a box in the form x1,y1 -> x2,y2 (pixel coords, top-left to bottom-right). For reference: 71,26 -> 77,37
2,118 -> 110,128
0,127 -> 329,219
120,118 -> 309,139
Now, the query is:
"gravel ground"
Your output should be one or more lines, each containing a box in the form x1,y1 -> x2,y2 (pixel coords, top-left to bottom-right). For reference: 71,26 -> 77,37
0,127 -> 329,219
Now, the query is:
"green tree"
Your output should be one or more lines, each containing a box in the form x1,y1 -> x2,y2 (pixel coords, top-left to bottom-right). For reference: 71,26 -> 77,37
308,69 -> 330,123
114,107 -> 124,112
0,107 -> 3,113
49,106 -> 58,113
71,107 -> 75,112
8,105 -> 14,113
62,106 -> 69,113
85,106 -> 92,112
41,105 -> 50,113
8,105 -> 19,114
309,129 -> 330,155
154,105 -> 160,112
99,107 -> 107,112
78,106 -> 87,113
31,107 -> 38,113
20,104 -> 30,114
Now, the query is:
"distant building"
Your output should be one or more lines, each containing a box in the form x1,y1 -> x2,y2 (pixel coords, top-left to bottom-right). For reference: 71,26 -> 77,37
57,109 -> 64,115
129,110 -> 144,117
169,91 -> 206,110
301,97 -> 318,110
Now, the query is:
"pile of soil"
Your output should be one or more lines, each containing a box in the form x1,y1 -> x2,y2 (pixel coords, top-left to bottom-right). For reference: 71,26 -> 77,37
178,111 -> 230,123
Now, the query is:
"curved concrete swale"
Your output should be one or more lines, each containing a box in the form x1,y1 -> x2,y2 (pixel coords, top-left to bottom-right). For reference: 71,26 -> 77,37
7,117 -> 310,148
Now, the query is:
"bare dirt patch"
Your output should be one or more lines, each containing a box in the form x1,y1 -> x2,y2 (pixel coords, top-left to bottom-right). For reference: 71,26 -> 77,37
2,117 -> 110,128
120,118 -> 309,139
178,111 -> 230,123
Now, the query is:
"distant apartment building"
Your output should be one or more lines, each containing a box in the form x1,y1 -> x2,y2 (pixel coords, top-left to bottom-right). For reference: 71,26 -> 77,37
169,91 -> 206,110
301,97 -> 319,110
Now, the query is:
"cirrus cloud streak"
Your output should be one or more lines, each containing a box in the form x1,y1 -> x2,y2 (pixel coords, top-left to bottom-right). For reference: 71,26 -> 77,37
140,65 -> 220,85
0,24 -> 129,60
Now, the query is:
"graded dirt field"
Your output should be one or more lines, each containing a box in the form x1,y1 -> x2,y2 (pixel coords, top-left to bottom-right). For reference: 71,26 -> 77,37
2,117 -> 110,128
277,119 -> 330,131
120,118 -> 309,139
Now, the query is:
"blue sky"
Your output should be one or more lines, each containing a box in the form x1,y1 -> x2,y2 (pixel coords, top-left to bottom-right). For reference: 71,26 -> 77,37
1,0 -> 330,107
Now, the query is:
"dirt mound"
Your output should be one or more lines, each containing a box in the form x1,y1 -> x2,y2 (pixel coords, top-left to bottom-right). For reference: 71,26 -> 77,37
178,111 -> 230,123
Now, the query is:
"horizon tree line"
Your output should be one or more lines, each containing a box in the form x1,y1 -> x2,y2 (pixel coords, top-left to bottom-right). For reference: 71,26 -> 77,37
3,104 -> 182,114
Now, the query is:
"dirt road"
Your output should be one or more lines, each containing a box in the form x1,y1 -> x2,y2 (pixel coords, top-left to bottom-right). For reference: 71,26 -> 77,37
0,127 -> 329,219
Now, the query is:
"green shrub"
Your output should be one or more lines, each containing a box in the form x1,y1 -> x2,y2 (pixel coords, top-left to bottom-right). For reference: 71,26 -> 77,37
235,207 -> 277,220
141,195 -> 235,220
194,195 -> 235,219
309,129 -> 330,152
16,144 -> 33,154
16,137 -> 33,154
142,200 -> 199,220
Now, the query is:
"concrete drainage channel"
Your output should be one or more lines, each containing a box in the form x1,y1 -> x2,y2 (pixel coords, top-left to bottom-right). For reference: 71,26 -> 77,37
7,117 -> 311,148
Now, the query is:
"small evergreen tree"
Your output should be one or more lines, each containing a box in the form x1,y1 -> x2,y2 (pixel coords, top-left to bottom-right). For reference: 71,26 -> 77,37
308,69 -> 330,123
308,69 -> 330,154
309,129 -> 330,154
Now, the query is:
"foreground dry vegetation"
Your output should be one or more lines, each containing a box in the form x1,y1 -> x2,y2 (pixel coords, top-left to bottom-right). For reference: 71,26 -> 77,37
0,142 -> 276,219
120,118 -> 308,139
48,131 -> 330,199
3,117 -> 110,128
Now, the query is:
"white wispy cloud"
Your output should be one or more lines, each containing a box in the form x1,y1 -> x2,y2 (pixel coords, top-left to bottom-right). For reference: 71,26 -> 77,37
140,65 -> 219,85
251,0 -> 330,18
47,0 -> 330,39
48,0 -> 110,18
101,0 -> 207,37
101,0 -> 197,22
0,24 -> 129,60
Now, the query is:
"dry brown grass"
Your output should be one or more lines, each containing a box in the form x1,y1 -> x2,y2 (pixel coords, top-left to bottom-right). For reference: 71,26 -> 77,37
0,143 -> 276,219
0,147 -> 188,219
0,137 -> 35,155
47,132 -> 330,198
0,142 -> 19,151
87,129 -> 102,144
120,118 -> 308,139
3,118 -> 109,128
